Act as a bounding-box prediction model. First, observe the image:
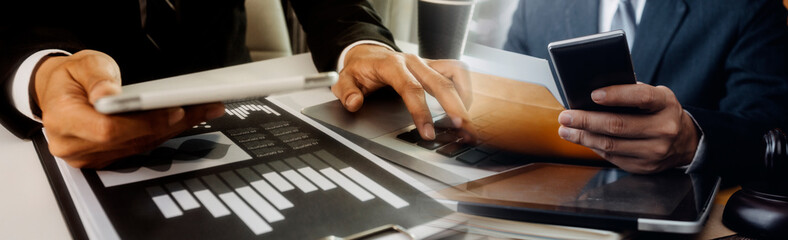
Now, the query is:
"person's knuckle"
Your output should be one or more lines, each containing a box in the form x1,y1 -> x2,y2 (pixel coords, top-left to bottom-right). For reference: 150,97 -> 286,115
79,49 -> 108,59
338,66 -> 355,78
658,121 -> 680,137
641,88 -> 658,106
658,86 -> 675,106
403,53 -> 421,62
330,83 -> 342,95
61,56 -> 80,69
652,144 -> 671,159
640,162 -> 662,173
600,136 -> 616,152
385,52 -> 406,64
48,142 -> 75,159
606,115 -> 626,135
77,52 -> 104,65
400,79 -> 425,93
578,113 -> 590,129
436,77 -> 456,90
574,129 -> 586,144
404,102 -> 430,122
65,159 -> 90,169
76,51 -> 117,73
656,85 -> 671,93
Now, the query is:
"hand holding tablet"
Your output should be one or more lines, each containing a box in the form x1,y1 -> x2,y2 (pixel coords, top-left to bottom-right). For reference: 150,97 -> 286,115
95,72 -> 338,114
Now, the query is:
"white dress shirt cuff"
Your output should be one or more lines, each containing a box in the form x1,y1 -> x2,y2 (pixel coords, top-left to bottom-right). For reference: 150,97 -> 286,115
680,109 -> 707,173
336,40 -> 395,72
9,49 -> 72,123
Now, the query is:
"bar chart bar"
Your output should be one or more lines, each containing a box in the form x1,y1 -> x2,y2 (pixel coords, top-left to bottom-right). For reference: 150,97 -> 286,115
286,157 -> 336,191
146,186 -> 183,218
315,150 -> 409,209
269,161 -> 317,193
220,171 -> 284,223
184,178 -> 231,218
165,182 -> 200,211
253,163 -> 294,192
202,175 -> 271,235
236,168 -> 293,210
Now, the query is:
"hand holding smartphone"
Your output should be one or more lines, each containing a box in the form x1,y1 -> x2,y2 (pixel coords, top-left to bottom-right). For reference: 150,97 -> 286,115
548,30 -> 637,112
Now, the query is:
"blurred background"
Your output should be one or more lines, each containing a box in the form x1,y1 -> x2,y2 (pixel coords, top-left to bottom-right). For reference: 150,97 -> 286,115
277,0 -> 518,55
262,0 -> 788,59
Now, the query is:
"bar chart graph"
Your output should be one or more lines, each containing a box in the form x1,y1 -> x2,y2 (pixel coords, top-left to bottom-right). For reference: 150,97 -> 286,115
144,151 -> 407,235
74,98 -> 450,239
224,99 -> 280,120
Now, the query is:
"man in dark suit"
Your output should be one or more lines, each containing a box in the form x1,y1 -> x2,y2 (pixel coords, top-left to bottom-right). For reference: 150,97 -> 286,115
504,0 -> 788,177
0,1 -> 474,168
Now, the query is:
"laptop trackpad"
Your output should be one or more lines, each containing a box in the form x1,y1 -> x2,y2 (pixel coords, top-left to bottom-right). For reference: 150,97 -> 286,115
302,87 -> 445,139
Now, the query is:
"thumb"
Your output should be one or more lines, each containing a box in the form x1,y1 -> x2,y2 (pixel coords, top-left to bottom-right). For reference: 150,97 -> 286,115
87,80 -> 122,104
62,50 -> 122,104
331,71 -> 365,112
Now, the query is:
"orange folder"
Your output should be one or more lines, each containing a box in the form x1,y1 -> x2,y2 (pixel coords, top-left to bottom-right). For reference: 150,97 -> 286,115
467,72 -> 602,160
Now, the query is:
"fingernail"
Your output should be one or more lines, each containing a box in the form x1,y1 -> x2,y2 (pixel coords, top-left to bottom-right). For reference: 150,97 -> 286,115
205,104 -> 225,120
89,81 -> 119,99
89,81 -> 105,96
591,90 -> 606,102
451,116 -> 463,128
168,108 -> 185,126
558,127 -> 571,139
346,93 -> 362,110
558,112 -> 573,125
421,123 -> 435,140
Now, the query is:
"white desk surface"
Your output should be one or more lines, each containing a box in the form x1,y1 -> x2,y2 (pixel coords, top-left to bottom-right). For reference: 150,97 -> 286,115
0,125 -> 70,239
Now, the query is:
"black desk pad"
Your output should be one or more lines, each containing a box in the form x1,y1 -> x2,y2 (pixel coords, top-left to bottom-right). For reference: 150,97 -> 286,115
35,97 -> 451,239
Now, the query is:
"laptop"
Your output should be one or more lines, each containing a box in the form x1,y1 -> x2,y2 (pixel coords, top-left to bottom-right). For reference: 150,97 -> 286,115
300,44 -> 720,234
302,44 -> 603,185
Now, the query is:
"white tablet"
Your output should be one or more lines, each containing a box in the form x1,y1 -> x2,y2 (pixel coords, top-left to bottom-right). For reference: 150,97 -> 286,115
94,71 -> 338,114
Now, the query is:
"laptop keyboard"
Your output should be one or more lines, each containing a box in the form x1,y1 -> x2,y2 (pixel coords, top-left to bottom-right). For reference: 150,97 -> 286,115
395,115 -> 524,171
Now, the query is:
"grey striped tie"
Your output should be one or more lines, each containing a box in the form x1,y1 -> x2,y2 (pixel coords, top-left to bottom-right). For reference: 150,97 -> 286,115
611,0 -> 637,50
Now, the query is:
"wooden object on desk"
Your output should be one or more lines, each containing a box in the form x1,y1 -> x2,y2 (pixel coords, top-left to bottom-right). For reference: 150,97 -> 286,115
694,186 -> 740,239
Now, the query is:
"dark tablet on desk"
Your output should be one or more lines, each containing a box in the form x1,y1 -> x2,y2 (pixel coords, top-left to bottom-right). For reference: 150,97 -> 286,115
441,163 -> 721,234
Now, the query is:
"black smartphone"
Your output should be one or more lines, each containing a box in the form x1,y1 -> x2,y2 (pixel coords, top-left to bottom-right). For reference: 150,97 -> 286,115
548,30 -> 637,112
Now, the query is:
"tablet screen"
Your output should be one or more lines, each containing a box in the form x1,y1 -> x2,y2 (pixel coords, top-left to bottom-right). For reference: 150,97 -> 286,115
444,163 -> 718,221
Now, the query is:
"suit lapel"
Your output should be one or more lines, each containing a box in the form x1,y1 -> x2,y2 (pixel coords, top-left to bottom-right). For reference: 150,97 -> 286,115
631,0 -> 688,84
564,0 -> 599,37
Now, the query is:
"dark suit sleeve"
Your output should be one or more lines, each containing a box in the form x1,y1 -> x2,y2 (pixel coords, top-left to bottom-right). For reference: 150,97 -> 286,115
685,1 -> 788,180
0,24 -> 83,139
0,53 -> 43,140
289,0 -> 399,72
1,1 -> 86,139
